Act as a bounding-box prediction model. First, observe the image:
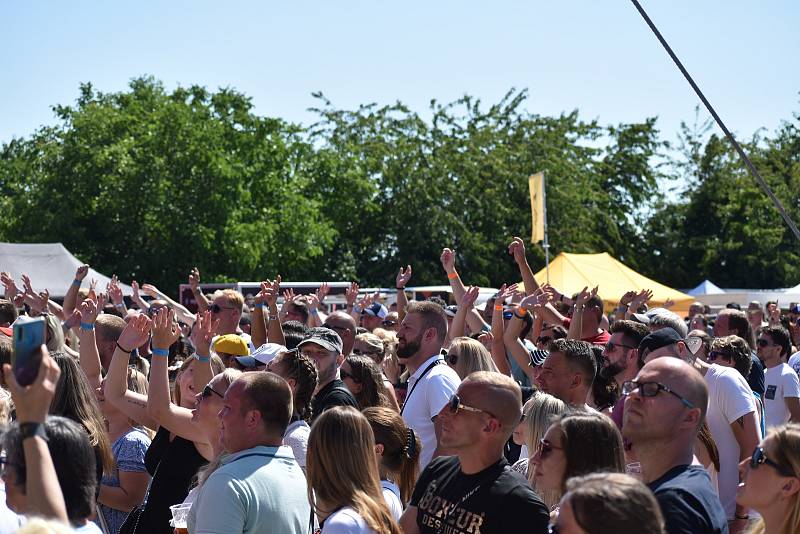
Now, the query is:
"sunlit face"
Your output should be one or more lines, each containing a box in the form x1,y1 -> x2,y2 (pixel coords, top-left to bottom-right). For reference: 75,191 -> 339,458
437,383 -> 491,450
192,374 -> 228,432
531,424 -> 567,492
300,342 -> 338,385
176,360 -> 198,408
737,436 -> 798,512
218,380 -> 249,453
536,352 -> 574,400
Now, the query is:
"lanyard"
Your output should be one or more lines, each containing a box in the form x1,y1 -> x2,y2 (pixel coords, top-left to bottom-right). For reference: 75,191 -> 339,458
400,358 -> 446,416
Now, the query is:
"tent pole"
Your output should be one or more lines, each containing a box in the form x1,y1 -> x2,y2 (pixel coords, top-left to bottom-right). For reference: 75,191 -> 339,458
543,171 -> 550,285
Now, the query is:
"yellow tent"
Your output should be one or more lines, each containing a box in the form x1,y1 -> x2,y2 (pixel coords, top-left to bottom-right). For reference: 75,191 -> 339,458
530,252 -> 695,315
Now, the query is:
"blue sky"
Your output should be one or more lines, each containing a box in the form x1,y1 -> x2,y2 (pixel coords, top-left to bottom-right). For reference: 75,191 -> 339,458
2,1 -> 798,152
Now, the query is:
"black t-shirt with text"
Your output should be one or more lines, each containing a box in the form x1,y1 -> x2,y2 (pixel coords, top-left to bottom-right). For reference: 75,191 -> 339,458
648,464 -> 728,534
410,455 -> 549,534
311,378 -> 358,422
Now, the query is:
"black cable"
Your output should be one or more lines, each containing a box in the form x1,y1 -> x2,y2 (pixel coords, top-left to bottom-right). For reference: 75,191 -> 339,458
630,0 -> 800,241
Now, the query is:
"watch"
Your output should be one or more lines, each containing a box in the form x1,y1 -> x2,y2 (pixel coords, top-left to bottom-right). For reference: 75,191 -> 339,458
19,422 -> 48,442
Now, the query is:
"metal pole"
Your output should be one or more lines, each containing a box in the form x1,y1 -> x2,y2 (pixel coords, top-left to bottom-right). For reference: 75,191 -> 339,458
542,171 -> 550,284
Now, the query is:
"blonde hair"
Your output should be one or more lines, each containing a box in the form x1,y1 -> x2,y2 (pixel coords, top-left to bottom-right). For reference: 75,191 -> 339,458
212,289 -> 244,312
0,387 -> 12,426
748,423 -> 800,534
44,313 -> 66,352
15,518 -> 75,534
173,355 -> 224,407
307,407 -> 401,534
523,392 -> 570,507
448,337 -> 498,379
355,332 -> 386,362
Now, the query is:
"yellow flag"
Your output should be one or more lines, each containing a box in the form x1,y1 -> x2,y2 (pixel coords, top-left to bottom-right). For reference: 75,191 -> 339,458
529,172 -> 545,243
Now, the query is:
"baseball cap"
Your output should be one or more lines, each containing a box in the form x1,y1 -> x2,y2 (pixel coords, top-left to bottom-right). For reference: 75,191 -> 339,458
638,328 -> 683,355
212,334 -> 250,356
444,305 -> 458,318
298,327 -> 343,354
235,343 -> 287,368
362,303 -> 388,319
791,304 -> 800,314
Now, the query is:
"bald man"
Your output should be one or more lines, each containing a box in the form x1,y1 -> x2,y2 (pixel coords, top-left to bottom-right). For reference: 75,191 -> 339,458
623,358 -> 728,534
400,372 -> 549,534
322,311 -> 357,356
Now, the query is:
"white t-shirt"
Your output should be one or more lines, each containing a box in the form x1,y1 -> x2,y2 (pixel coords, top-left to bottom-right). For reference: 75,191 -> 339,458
764,363 -> 800,429
704,364 -> 757,519
322,507 -> 377,534
788,352 -> 800,375
400,355 -> 461,470
283,419 -> 311,469
381,480 -> 403,521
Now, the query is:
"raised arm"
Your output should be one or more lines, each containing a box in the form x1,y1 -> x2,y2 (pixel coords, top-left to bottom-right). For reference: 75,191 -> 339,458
345,282 -> 359,318
251,281 -> 269,348
450,286 -> 479,340
62,264 -> 89,317
260,278 -> 285,347
490,284 -> 518,376
147,308 -> 212,448
77,296 -> 103,389
105,315 -> 159,430
189,267 -> 209,312
107,275 -> 128,316
129,280 -> 150,312
567,287 -> 595,341
440,248 -> 489,333
508,237 -> 539,296
3,348 -> 69,524
395,266 -> 412,322
142,283 -> 195,326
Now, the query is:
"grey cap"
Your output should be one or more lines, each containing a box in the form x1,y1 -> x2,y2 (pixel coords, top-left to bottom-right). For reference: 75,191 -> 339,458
298,327 -> 343,354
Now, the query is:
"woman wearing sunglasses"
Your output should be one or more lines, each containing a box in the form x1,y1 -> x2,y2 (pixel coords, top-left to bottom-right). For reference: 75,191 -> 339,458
531,412 -> 625,516
341,355 -> 393,410
445,337 -> 498,380
737,423 -> 800,534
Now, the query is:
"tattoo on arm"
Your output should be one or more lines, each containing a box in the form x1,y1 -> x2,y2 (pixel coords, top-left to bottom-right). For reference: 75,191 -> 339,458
736,416 -> 745,428
127,398 -> 147,409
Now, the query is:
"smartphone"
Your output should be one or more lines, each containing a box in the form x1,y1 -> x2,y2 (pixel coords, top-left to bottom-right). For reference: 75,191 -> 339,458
12,316 -> 46,386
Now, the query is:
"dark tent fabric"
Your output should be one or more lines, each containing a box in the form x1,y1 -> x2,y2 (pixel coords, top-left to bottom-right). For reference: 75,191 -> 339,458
0,243 -> 132,298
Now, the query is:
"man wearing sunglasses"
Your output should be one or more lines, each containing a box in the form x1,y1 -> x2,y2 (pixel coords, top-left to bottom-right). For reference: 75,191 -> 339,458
622,358 -> 728,534
757,326 -> 800,428
400,372 -> 550,534
601,320 -> 649,430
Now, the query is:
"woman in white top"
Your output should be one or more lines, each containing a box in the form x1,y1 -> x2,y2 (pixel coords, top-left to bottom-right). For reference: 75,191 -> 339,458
362,406 -> 421,520
267,348 -> 318,469
307,407 -> 401,534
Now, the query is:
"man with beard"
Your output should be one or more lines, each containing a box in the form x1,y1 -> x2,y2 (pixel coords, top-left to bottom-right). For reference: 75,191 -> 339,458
602,320 -> 650,429
398,301 -> 461,470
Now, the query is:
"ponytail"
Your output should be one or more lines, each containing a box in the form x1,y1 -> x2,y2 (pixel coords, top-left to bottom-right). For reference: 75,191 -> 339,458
362,406 -> 421,504
397,427 -> 421,504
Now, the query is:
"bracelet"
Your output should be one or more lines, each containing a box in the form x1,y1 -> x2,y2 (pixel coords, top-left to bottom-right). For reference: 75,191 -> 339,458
115,342 -> 132,354
734,514 -> 749,520
19,422 -> 48,442
115,303 -> 125,309
493,305 -> 503,311
310,308 -> 319,316
79,322 -> 94,331
559,294 -> 564,302
194,353 -> 210,362
256,303 -> 267,309
516,307 -> 528,316
268,315 -> 279,321
447,272 -> 459,280
72,279 -> 82,286
396,287 -> 405,290
151,347 -> 169,357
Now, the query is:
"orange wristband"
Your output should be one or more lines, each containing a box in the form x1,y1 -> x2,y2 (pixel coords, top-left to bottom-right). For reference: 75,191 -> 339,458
447,272 -> 459,279
494,305 -> 503,311
517,307 -> 528,316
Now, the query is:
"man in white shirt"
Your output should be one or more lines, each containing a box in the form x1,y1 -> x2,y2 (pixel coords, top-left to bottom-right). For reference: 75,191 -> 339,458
398,300 -> 460,470
757,326 -> 800,428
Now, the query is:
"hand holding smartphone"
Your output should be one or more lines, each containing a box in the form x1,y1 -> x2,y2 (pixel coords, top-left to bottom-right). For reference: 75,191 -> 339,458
12,316 -> 46,387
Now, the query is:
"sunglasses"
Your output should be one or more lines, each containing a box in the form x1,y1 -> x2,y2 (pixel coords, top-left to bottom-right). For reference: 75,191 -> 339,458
756,338 -> 773,348
352,348 -> 379,357
707,351 -> 732,362
447,353 -> 459,365
340,368 -> 360,383
537,438 -> 563,459
502,311 -> 514,320
750,446 -> 795,477
209,304 -> 234,314
381,320 -> 397,327
621,380 -> 695,408
200,384 -> 224,400
447,394 -> 492,417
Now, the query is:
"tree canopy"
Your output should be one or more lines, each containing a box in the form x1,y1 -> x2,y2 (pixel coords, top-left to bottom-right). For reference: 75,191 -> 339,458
1,76 -> 798,292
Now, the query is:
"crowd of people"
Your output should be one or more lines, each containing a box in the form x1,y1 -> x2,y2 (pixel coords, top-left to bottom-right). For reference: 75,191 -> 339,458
0,236 -> 798,534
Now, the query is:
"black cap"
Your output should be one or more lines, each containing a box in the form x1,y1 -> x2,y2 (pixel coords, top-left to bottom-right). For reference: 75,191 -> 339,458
298,327 -> 343,354
638,328 -> 683,355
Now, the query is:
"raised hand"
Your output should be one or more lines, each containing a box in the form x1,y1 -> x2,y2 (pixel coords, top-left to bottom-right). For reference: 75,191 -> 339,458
396,265 -> 413,289
315,282 -> 330,304
140,284 -> 160,299
459,286 -> 481,308
574,286 -> 597,307
357,293 -> 374,311
477,331 -> 494,352
131,280 -> 143,303
629,289 -> 653,311
96,291 -> 108,312
519,288 -> 551,310
663,298 -> 675,309
0,272 -> 19,299
108,276 -> 124,306
78,296 -> 100,325
440,248 -> 456,274
3,346 -> 60,424
495,283 -> 519,304
63,309 -> 82,330
540,283 -> 562,303
191,311 -> 218,357
151,308 -> 180,349
619,290 -> 637,306
306,293 -> 321,311
28,289 -> 50,315
117,314 -> 152,352
345,282 -> 360,308
507,237 -> 527,264
75,264 -> 89,282
189,267 -> 201,292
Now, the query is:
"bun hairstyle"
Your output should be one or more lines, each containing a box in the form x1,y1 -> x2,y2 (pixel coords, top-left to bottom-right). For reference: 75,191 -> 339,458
362,406 -> 421,504
270,349 -> 318,422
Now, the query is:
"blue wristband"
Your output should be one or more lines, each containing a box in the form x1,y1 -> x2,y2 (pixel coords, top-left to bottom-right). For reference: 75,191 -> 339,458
79,322 -> 94,331
72,279 -> 82,286
151,348 -> 169,357
311,308 -> 319,315
257,303 -> 267,309
194,353 -> 210,363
